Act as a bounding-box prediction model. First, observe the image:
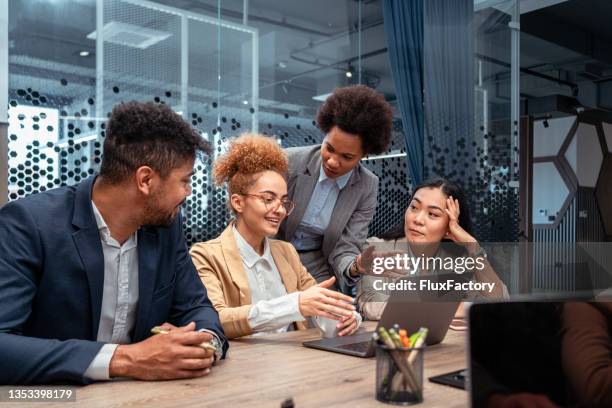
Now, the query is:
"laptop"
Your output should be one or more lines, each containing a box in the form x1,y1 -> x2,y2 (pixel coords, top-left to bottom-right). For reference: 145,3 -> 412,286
302,276 -> 460,357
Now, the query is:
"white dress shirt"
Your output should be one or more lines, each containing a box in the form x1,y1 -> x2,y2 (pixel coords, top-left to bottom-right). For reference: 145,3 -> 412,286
83,202 -> 223,381
234,226 -> 304,334
292,166 -> 360,285
84,202 -> 138,380
291,165 -> 353,251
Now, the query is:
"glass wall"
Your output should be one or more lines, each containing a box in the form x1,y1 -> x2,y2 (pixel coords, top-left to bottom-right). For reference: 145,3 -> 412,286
421,0 -> 521,291
4,0 -> 612,298
7,0 -> 97,199
4,0 -> 409,244
423,0 -> 520,242
3,0 -> 528,245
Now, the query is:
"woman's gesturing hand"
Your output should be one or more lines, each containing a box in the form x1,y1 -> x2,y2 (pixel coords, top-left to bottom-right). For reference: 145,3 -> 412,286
298,277 -> 355,320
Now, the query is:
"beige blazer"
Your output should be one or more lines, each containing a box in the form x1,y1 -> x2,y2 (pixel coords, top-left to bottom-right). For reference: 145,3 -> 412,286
190,224 -> 317,339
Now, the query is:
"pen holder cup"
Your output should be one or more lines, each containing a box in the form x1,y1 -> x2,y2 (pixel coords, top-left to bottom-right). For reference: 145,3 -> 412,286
375,344 -> 425,405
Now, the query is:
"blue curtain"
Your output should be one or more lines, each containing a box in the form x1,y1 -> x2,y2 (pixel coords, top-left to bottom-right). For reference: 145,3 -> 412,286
422,0 -> 475,181
382,0 -> 424,186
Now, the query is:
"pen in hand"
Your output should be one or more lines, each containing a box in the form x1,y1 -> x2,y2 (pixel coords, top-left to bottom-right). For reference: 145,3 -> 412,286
151,325 -> 218,352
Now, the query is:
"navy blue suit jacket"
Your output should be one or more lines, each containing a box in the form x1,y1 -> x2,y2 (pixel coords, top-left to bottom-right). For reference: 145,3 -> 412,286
0,177 -> 227,384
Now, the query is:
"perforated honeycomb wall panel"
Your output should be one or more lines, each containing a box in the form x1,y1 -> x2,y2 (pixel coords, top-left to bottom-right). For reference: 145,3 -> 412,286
7,81 -> 519,245
7,85 -> 99,201
7,83 -> 523,244
6,87 -> 413,247
423,117 -> 520,242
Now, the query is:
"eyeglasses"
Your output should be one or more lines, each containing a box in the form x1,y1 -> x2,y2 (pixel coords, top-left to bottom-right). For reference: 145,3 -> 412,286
242,193 -> 295,215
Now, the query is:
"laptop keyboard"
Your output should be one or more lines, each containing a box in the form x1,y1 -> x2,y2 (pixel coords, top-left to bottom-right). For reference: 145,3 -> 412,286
336,341 -> 370,353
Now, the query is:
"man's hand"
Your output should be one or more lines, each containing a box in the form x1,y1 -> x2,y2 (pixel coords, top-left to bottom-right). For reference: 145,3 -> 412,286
109,322 -> 215,380
299,277 -> 355,320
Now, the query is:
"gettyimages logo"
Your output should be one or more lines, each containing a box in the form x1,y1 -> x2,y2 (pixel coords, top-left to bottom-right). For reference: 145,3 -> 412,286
371,253 -> 486,275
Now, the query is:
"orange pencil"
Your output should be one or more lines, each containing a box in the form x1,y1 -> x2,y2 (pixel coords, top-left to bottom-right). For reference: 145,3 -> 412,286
399,329 -> 411,348
401,336 -> 411,348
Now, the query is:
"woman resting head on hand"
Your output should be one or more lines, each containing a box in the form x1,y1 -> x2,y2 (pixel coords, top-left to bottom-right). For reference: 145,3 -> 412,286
355,176 -> 508,321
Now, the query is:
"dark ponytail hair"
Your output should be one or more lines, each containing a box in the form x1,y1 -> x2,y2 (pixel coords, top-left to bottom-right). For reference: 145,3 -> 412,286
378,176 -> 473,240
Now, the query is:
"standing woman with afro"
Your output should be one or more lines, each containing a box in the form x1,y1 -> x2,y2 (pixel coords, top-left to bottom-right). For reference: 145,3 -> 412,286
277,85 -> 394,294
190,134 -> 361,339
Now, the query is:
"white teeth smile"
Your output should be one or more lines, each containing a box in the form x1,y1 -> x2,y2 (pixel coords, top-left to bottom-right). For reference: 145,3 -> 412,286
265,218 -> 280,224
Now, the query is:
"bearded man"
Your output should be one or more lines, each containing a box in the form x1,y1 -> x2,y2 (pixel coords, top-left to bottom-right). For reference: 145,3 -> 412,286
0,101 -> 227,384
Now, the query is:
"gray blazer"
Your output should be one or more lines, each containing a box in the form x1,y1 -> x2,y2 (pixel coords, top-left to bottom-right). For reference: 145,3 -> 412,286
278,145 -> 379,292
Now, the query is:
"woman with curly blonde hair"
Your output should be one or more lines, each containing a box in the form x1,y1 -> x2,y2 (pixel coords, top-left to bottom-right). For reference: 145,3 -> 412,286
190,134 -> 361,339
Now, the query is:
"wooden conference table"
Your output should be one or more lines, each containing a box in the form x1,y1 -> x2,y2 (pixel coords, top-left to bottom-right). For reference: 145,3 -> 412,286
17,322 -> 468,407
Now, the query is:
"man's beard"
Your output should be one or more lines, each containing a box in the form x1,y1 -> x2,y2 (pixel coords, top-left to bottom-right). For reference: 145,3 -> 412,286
145,209 -> 177,228
143,193 -> 184,228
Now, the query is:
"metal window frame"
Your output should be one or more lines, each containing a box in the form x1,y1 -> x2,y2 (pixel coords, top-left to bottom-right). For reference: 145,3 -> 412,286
96,0 -> 259,134
1,0 -> 8,206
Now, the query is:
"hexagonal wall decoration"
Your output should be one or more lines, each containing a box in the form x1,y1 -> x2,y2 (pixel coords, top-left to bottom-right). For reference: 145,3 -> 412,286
602,122 -> 612,153
533,116 -> 576,158
564,122 -> 604,188
533,161 -> 573,225
595,154 -> 612,236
